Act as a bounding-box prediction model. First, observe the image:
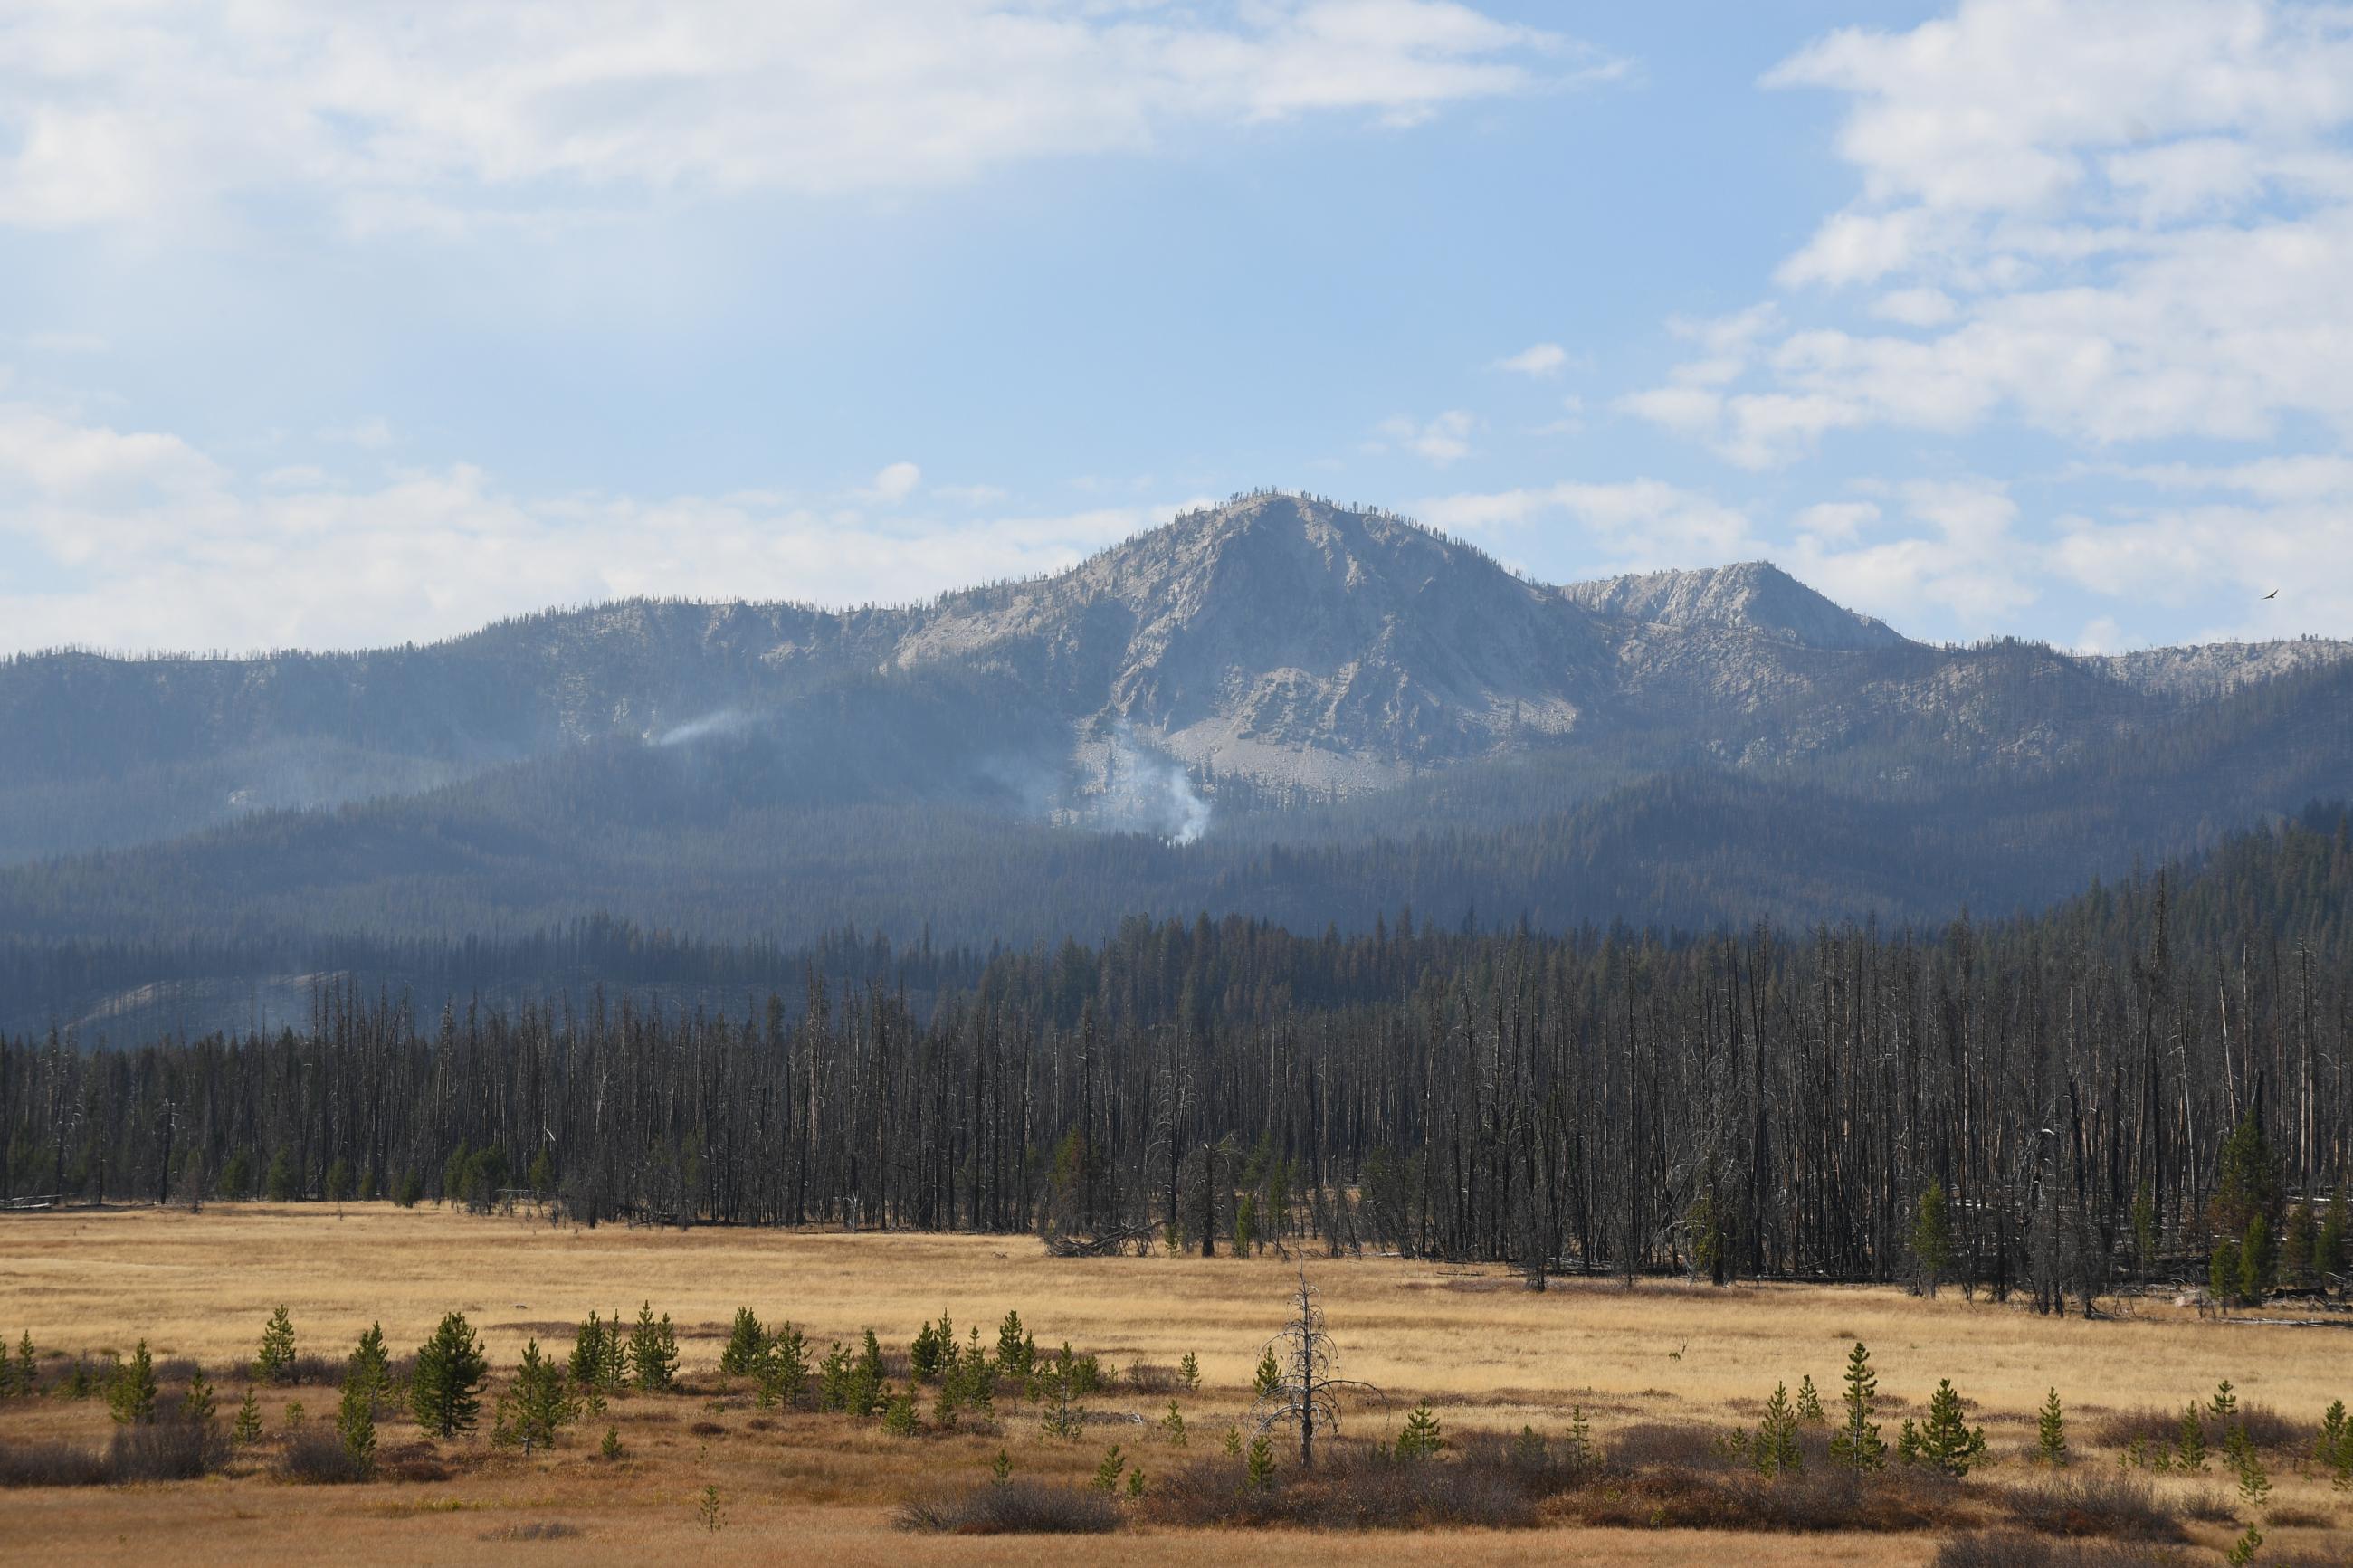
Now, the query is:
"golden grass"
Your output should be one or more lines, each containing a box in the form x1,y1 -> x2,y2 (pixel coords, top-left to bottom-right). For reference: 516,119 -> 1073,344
3,1202 -> 2349,1564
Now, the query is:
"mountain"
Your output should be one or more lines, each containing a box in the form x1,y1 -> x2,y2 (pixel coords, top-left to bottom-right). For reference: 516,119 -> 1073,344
1561,558 -> 1905,651
1,490 -> 2349,1020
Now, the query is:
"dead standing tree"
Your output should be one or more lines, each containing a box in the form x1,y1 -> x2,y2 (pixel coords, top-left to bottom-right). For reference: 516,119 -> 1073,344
1244,1270 -> 1381,1470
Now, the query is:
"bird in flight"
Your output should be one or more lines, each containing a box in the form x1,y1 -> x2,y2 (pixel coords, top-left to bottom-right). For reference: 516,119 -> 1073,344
2262,589 -> 2278,600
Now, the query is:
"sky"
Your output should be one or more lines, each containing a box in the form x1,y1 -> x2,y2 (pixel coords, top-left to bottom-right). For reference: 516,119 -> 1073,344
1,0 -> 2349,657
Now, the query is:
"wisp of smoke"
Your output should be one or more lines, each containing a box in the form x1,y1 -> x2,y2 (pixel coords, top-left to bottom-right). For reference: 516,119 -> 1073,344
1096,721 -> 1212,844
653,708 -> 753,748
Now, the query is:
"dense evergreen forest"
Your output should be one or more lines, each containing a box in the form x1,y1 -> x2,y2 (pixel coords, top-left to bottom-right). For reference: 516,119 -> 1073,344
5,806 -> 2348,1302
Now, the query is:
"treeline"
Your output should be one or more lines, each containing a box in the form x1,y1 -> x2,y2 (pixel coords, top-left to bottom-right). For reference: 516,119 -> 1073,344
4,811 -> 2350,1297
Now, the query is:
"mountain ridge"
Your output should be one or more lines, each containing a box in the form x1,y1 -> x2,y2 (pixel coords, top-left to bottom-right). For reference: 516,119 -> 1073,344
1,490 -> 2346,868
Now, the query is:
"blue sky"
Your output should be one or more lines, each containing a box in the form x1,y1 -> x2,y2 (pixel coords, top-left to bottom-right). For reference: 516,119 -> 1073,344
1,0 -> 2348,655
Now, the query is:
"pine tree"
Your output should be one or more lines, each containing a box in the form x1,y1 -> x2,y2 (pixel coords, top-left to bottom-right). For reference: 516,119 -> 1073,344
2037,1387 -> 2068,1467
2320,1399 -> 2353,1490
627,1302 -> 677,1393
757,1322 -> 812,1411
2316,1400 -> 2347,1469
1395,1401 -> 1443,1460
910,1317 -> 945,1383
2317,1190 -> 2349,1281
1755,1382 -> 1803,1476
1160,1400 -> 1187,1445
1830,1342 -> 1886,1471
1178,1351 -> 1201,1392
2229,1424 -> 2270,1510
109,1340 -> 157,1425
882,1384 -> 918,1436
2225,1525 -> 2263,1567
1244,1432 -> 1275,1490
855,1329 -> 885,1409
2213,1112 -> 2279,1239
2211,1381 -> 2239,1422
337,1364 -> 378,1476
1253,1348 -> 1281,1399
2177,1402 -> 2208,1472
720,1307 -> 764,1377
1796,1374 -> 1825,1423
2282,1204 -> 2317,1288
233,1384 -> 262,1444
1565,1406 -> 1594,1469
254,1305 -> 297,1383
2213,1238 -> 2246,1307
1040,1359 -> 1084,1440
569,1311 -> 624,1392
1918,1380 -> 1986,1478
1092,1444 -> 1127,1491
1911,1182 -> 1955,1297
2240,1216 -> 2276,1304
182,1364 -> 215,1427
995,1310 -> 1033,1378
411,1312 -> 489,1439
13,1332 -> 33,1398
348,1322 -> 392,1416
504,1339 -> 576,1454
600,1424 -> 623,1460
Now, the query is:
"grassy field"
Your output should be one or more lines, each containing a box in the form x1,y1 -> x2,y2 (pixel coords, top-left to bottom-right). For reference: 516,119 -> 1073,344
3,1203 -> 2349,1564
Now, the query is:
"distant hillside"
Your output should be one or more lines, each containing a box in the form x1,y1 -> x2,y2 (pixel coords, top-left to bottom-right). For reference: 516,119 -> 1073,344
0,490 -> 2347,999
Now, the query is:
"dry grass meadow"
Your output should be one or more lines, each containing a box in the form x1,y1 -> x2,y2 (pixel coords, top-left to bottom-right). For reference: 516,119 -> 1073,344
4,1202 -> 2351,1564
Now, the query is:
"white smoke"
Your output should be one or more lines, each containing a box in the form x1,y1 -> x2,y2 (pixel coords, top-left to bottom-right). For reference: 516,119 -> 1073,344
1088,721 -> 1212,844
653,708 -> 754,747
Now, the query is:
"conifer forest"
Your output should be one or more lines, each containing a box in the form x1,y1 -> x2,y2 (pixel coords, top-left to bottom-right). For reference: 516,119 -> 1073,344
12,809 -> 2348,1300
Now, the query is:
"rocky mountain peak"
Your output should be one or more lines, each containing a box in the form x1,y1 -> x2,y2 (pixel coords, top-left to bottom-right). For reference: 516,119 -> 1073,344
1560,559 -> 1906,651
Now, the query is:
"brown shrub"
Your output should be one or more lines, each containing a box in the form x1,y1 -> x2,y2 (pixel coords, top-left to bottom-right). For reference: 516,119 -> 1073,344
1935,1534 -> 2191,1568
0,1440 -> 110,1487
894,1479 -> 1121,1535
1137,1448 -> 1538,1531
688,1421 -> 726,1437
2093,1403 -> 2301,1455
274,1429 -> 372,1483
1579,1465 -> 1959,1535
0,1421 -> 225,1487
108,1419 -> 228,1482
2000,1471 -> 2184,1542
1123,1363 -> 1179,1395
378,1440 -> 451,1483
481,1522 -> 584,1541
1609,1421 -> 1737,1471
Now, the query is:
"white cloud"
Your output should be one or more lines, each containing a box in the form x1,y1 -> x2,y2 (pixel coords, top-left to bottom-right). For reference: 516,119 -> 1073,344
1624,0 -> 2353,473
0,398 -> 1184,653
1494,341 -> 1570,376
1416,478 -> 1760,567
0,2 -> 1604,233
1372,410 -> 1476,465
322,416 -> 395,450
1788,477 -> 2035,628
1793,499 -> 1879,544
863,461 -> 923,502
1868,287 -> 1957,327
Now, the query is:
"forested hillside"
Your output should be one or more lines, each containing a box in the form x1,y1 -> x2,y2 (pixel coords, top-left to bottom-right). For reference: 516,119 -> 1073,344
4,493 -> 2346,1026
8,806 -> 2348,1299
